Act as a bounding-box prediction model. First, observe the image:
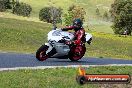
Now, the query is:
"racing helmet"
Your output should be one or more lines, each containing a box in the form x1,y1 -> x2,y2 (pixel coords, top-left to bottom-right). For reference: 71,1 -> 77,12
73,18 -> 83,30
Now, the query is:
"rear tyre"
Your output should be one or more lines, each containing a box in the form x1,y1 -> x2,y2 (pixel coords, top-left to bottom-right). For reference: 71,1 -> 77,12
36,45 -> 49,61
69,45 -> 86,61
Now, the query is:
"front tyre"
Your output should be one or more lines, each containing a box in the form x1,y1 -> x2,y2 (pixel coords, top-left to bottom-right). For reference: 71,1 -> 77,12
36,45 -> 49,61
69,45 -> 86,61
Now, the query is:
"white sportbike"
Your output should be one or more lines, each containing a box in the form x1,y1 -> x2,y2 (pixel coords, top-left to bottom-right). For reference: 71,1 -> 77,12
36,28 -> 92,61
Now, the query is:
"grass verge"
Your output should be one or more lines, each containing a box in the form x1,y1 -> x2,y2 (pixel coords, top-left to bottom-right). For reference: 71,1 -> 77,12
0,17 -> 52,53
0,66 -> 132,88
86,32 -> 132,59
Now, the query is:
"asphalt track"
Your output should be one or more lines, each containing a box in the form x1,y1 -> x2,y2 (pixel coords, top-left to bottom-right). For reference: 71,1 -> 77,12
0,52 -> 132,69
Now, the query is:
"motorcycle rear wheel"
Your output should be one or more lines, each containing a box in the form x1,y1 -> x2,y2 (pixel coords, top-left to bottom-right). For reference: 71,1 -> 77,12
36,45 -> 49,61
68,45 -> 86,61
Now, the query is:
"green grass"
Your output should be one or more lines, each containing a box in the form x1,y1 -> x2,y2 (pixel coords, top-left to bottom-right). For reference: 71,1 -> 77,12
88,21 -> 113,34
0,0 -> 115,34
0,17 -> 132,59
0,17 -> 52,53
30,0 -> 113,34
19,0 -> 75,17
77,0 -> 113,18
86,32 -> 132,59
19,0 -> 114,18
0,66 -> 132,88
2,0 -> 114,22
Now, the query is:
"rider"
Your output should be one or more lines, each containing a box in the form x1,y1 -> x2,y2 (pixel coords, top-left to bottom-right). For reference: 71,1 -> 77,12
61,18 -> 85,45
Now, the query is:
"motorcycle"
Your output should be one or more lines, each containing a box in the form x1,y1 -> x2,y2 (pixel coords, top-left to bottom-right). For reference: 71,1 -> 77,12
36,27 -> 92,61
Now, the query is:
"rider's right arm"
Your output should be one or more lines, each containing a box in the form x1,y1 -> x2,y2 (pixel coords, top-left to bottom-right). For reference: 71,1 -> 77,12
61,26 -> 74,31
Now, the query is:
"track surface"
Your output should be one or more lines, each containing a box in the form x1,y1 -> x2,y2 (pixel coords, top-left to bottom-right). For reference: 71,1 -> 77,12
0,52 -> 132,68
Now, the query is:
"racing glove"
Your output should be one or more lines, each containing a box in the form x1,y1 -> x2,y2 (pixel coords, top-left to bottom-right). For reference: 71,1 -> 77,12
65,41 -> 75,45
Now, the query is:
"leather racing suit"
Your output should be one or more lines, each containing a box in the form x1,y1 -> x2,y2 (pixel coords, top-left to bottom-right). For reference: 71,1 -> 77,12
62,25 -> 85,45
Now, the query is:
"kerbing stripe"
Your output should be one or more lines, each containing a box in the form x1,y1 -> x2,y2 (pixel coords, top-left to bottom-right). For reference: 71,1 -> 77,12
0,64 -> 132,71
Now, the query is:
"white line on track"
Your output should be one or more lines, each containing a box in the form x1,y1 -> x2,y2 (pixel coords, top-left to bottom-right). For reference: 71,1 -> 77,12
0,51 -> 33,55
0,64 -> 132,71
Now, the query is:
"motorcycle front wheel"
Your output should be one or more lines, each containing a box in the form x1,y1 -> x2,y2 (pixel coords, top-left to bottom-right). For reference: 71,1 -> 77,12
68,45 -> 86,61
36,45 -> 49,61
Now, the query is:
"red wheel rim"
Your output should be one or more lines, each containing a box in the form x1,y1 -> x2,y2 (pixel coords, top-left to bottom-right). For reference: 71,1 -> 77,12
39,51 -> 48,61
71,46 -> 86,60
